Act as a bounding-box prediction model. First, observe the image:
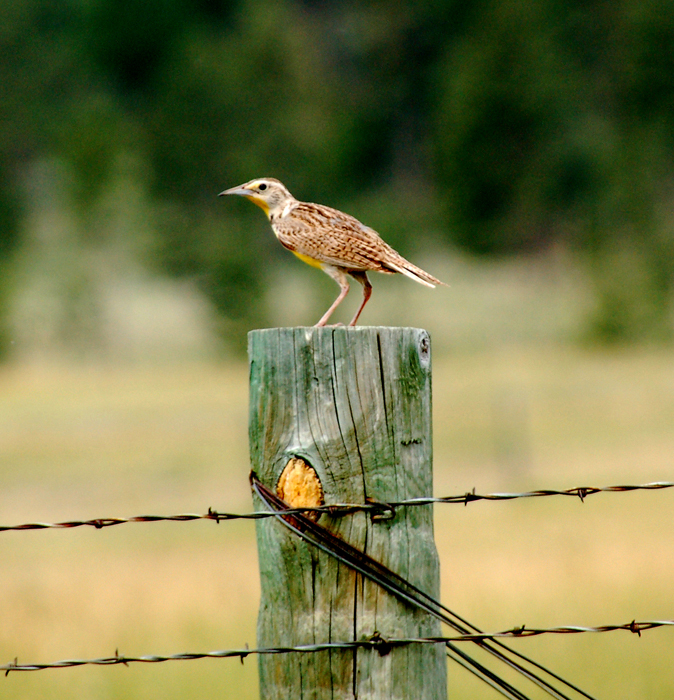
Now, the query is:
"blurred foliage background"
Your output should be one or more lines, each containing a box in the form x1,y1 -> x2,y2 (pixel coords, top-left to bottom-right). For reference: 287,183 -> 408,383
2,0 -> 674,357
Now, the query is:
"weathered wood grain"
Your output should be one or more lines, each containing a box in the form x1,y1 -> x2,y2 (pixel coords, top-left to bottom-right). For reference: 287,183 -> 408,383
249,327 -> 446,700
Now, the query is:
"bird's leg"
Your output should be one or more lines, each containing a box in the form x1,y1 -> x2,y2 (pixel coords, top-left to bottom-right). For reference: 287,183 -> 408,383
316,266 -> 350,327
347,271 -> 372,326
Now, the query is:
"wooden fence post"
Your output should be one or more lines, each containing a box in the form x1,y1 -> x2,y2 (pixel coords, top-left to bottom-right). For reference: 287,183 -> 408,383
248,327 -> 447,700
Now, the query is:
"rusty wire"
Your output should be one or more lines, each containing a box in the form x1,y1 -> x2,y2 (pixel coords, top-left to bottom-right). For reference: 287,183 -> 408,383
3,620 -> 673,674
0,508 -> 255,533
2,480 -> 672,533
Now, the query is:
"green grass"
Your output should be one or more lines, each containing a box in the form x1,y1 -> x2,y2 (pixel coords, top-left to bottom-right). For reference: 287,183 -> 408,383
1,347 -> 674,699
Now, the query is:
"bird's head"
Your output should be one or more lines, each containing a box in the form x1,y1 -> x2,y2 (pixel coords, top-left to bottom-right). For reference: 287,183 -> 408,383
219,178 -> 293,218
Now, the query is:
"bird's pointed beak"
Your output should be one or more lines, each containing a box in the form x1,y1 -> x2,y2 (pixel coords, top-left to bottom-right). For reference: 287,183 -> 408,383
219,182 -> 271,216
219,185 -> 254,198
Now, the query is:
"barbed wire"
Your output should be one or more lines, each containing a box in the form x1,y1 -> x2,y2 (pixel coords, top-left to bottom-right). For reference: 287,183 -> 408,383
4,620 -> 672,675
414,480 -> 674,505
0,508 -> 257,533
2,480 -> 672,533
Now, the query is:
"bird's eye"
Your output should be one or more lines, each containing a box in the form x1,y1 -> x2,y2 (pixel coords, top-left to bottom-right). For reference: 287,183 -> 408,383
258,183 -> 268,191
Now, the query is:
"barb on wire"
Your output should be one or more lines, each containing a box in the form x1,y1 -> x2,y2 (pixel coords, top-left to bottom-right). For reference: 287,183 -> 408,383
2,480 -> 672,533
5,620 -> 673,674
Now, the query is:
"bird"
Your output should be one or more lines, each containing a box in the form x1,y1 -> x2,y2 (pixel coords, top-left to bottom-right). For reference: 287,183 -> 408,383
219,178 -> 446,326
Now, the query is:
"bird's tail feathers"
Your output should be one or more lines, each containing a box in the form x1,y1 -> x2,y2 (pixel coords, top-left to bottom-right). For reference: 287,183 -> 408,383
385,259 -> 445,288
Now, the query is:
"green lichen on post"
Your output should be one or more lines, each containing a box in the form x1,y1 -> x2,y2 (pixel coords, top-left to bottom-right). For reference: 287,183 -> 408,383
249,327 -> 446,700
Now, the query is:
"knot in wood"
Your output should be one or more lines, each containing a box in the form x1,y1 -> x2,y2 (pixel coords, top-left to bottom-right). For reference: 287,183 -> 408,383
276,457 -> 324,521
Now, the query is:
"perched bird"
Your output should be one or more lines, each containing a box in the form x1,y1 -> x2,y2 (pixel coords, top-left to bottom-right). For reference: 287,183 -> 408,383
220,178 -> 446,326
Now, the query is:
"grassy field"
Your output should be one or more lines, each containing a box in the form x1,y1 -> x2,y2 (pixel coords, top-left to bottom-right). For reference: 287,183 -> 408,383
1,346 -> 674,699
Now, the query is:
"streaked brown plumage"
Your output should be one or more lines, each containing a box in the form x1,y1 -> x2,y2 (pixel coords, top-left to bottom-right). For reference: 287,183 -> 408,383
219,177 -> 446,326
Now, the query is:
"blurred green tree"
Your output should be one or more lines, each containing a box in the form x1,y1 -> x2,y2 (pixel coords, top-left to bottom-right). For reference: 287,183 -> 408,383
435,0 -> 674,340
2,0 -> 674,351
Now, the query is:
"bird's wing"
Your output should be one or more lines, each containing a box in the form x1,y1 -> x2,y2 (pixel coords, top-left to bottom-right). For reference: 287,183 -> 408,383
273,203 -> 397,272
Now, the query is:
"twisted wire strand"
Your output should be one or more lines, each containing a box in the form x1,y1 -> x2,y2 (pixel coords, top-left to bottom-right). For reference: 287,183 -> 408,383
2,481 -> 672,532
4,621 -> 671,675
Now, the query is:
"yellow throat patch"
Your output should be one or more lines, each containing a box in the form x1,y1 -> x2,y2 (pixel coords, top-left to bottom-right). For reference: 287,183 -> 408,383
246,195 -> 270,217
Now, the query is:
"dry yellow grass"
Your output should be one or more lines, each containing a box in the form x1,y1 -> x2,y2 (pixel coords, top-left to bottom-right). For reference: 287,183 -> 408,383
1,347 -> 673,699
